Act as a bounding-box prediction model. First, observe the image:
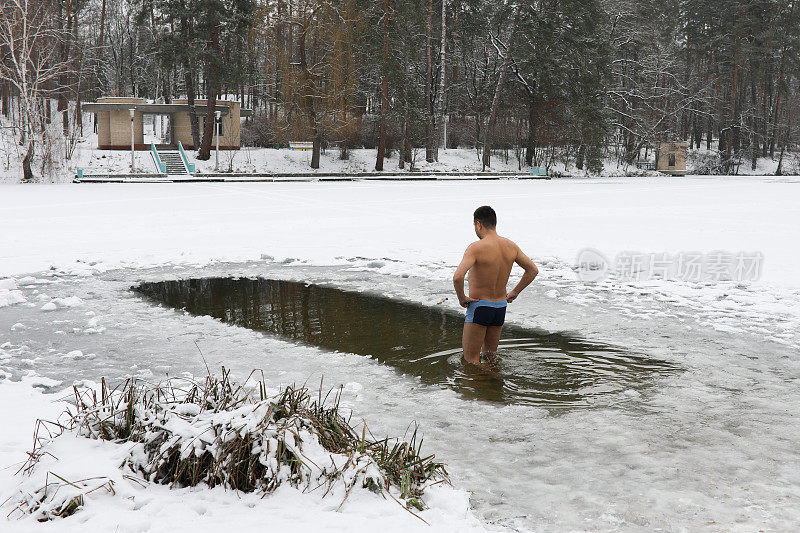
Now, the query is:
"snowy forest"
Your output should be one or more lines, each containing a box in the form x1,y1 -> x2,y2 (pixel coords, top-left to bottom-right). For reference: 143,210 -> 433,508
3,0 -> 800,180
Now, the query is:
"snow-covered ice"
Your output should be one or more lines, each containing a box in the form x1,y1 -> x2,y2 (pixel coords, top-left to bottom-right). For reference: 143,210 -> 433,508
1,175 -> 799,531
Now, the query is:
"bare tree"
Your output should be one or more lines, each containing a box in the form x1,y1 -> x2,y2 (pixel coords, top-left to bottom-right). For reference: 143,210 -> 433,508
198,2 -> 222,161
433,0 -> 446,160
375,0 -> 391,171
424,0 -> 434,162
482,6 -> 518,171
0,0 -> 71,181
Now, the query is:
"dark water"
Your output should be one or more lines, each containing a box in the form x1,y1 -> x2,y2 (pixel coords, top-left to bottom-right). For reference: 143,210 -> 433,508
134,277 -> 676,407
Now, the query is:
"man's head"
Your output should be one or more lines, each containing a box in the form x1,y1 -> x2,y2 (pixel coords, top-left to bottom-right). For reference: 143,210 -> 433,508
473,205 -> 497,237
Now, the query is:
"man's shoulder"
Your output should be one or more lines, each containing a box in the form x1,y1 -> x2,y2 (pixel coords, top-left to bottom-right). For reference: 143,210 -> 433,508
465,240 -> 489,258
499,236 -> 520,250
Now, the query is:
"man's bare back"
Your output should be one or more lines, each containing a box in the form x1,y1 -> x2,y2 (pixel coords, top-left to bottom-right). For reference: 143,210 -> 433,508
453,206 -> 538,365
463,236 -> 520,301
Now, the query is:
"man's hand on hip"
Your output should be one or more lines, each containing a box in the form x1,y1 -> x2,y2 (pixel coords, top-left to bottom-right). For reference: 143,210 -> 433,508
459,296 -> 479,308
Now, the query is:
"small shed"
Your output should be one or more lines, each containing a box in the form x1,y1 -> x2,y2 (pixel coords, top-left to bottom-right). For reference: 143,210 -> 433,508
656,142 -> 687,175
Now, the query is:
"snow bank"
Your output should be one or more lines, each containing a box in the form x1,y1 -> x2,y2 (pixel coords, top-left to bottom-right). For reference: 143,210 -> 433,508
0,378 -> 487,532
194,146 -> 525,175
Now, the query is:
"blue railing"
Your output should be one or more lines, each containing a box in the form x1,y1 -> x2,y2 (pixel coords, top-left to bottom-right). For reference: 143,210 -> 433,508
76,167 -> 113,179
530,166 -> 547,176
150,143 -> 167,173
177,142 -> 195,173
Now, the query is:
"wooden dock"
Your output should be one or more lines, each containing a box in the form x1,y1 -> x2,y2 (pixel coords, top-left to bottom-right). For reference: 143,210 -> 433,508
73,171 -> 550,183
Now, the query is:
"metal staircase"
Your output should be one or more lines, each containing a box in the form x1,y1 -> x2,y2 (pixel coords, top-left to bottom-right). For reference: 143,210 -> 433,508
159,151 -> 190,176
150,143 -> 192,177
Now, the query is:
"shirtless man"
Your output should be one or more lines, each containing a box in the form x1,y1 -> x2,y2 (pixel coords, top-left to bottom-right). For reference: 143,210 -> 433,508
453,206 -> 538,365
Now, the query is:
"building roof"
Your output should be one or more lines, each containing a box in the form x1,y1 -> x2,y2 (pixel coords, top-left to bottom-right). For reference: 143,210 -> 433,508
83,102 -> 252,117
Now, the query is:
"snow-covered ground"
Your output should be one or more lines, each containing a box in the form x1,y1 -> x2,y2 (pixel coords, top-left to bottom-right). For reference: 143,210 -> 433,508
1,116 -> 528,181
194,145 -> 527,174
73,142 -> 527,178
1,175 -> 799,531
5,108 -> 800,181
0,377 -> 484,533
6,107 -> 800,181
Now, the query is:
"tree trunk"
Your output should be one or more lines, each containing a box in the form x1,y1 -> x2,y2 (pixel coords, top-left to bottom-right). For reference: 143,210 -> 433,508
98,0 -> 106,47
57,2 -> 70,114
22,140 -> 35,182
198,5 -> 220,163
398,116 -> 407,169
375,76 -> 388,171
779,106 -> 792,174
181,8 -> 200,149
482,8 -> 518,171
74,11 -> 82,135
770,47 -> 788,157
525,100 -> 535,166
76,84 -> 83,135
1,82 -> 8,116
725,8 -> 743,171
376,0 -> 390,171
185,71 -> 200,148
474,112 -> 481,158
692,112 -> 702,149
299,19 -> 319,169
311,135 -> 321,169
433,0 -> 447,161
750,80 -> 758,171
199,88 -> 218,160
424,0 -> 435,163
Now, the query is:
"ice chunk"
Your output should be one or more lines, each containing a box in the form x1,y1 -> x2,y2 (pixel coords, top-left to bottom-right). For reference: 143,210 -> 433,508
0,289 -> 26,308
0,278 -> 25,307
54,296 -> 84,308
61,350 -> 96,360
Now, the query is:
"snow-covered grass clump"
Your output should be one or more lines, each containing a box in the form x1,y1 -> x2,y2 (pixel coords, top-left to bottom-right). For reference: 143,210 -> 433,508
10,371 -> 447,523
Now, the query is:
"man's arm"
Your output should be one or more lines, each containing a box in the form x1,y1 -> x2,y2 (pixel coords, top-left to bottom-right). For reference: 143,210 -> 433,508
506,245 -> 538,303
453,246 -> 479,308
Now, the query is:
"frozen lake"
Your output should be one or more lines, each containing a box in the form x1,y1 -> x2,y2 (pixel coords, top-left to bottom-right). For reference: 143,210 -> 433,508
2,259 -> 798,531
1,177 -> 799,530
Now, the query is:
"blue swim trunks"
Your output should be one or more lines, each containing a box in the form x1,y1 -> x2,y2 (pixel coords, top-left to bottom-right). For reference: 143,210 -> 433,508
465,299 -> 507,327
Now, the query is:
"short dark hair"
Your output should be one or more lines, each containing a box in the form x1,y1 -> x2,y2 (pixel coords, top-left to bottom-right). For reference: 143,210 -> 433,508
473,205 -> 497,228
